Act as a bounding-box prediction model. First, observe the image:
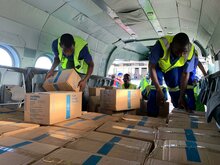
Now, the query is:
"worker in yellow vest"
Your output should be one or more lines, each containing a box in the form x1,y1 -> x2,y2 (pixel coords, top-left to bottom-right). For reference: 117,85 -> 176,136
46,33 -> 94,110
148,33 -> 196,116
122,74 -> 137,89
139,75 -> 151,99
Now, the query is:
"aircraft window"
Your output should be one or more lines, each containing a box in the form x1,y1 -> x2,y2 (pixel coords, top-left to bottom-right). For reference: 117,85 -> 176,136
35,56 -> 52,70
0,45 -> 21,67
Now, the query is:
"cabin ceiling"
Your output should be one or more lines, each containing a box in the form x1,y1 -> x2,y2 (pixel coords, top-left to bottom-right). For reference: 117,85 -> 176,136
0,0 -> 220,52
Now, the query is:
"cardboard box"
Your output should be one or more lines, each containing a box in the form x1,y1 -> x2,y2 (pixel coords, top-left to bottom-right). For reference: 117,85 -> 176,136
100,108 -> 137,115
157,127 -> 220,145
88,96 -> 100,112
79,112 -> 117,126
33,148 -> 140,165
100,89 -> 141,111
168,118 -> 218,130
43,69 -> 81,92
89,87 -> 105,96
0,136 -> 58,165
121,114 -> 167,128
65,131 -> 152,164
0,121 -> 39,136
102,86 -> 117,90
151,140 -> 220,165
96,121 -> 156,142
171,108 -> 206,116
144,158 -> 185,165
12,126 -> 86,147
54,118 -> 98,132
25,92 -> 82,125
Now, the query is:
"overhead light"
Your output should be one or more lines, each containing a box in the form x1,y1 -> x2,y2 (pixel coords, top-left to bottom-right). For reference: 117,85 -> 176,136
167,32 -> 173,34
139,0 -> 164,36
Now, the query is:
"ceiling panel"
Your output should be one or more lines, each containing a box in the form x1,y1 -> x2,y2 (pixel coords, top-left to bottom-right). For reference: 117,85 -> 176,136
0,16 -> 40,49
103,0 -> 140,13
90,12 -> 131,40
191,0 -> 202,11
178,4 -> 200,22
150,0 -> 178,19
197,25 -> 211,47
0,0 -> 48,30
91,28 -> 118,44
23,0 -> 65,14
117,9 -> 148,26
176,0 -> 191,7
104,25 -> 131,40
87,36 -> 98,52
67,0 -> 103,17
159,18 -> 180,33
128,22 -> 159,39
200,12 -> 215,35
203,0 -> 220,25
208,20 -> 220,51
180,19 -> 198,31
38,32 -> 56,52
53,4 -> 102,35
42,16 -> 89,40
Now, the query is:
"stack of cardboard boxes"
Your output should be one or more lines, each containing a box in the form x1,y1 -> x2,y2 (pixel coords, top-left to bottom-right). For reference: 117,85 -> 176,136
24,69 -> 82,125
147,109 -> 220,164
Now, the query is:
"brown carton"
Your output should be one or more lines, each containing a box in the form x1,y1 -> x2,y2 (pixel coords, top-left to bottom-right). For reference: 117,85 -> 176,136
33,148 -> 140,165
0,136 -> 58,165
88,96 -> 100,112
168,118 -> 218,130
54,118 -> 98,132
79,112 -> 119,126
144,158 -> 185,165
43,69 -> 81,91
151,140 -> 220,165
66,131 -> 152,164
25,92 -> 82,125
157,127 -> 220,144
89,87 -> 105,96
100,89 -> 141,111
96,121 -> 156,142
0,121 -> 39,136
121,114 -> 167,128
12,126 -> 86,147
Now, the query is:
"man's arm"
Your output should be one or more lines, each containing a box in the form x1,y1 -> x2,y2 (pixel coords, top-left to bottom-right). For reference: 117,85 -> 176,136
178,54 -> 195,110
198,61 -> 207,76
78,45 -> 94,91
82,61 -> 94,82
148,41 -> 165,104
45,39 -> 60,79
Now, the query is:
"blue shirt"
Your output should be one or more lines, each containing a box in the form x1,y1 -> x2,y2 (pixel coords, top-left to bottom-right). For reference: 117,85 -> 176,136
52,39 -> 93,64
149,41 -> 195,73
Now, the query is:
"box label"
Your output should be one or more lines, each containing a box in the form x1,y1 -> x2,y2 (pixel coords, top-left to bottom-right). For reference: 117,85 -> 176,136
66,95 -> 71,119
127,91 -> 131,109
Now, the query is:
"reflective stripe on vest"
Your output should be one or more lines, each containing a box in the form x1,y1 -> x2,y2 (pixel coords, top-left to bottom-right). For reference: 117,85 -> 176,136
58,36 -> 88,74
187,85 -> 195,89
168,86 -> 180,92
122,84 -> 137,89
158,35 -> 195,73
150,85 -> 166,90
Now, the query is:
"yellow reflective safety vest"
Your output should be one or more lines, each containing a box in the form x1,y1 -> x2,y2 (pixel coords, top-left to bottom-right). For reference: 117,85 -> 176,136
158,35 -> 195,73
58,36 -> 88,74
122,83 -> 137,89
140,77 -> 149,92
